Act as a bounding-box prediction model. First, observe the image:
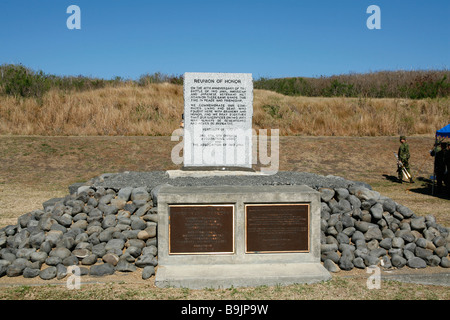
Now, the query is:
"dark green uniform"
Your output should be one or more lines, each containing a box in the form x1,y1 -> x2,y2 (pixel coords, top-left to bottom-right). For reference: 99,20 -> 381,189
430,143 -> 445,189
398,136 -> 412,182
443,144 -> 450,191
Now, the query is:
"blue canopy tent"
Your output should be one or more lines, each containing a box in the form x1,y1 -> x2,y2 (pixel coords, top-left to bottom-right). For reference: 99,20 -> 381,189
436,123 -> 450,138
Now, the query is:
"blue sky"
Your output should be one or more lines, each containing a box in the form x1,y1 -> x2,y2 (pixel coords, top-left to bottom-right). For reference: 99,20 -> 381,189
0,0 -> 448,79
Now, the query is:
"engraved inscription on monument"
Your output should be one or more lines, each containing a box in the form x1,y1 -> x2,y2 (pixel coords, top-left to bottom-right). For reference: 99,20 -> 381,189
169,205 -> 234,254
183,72 -> 253,168
245,204 -> 309,253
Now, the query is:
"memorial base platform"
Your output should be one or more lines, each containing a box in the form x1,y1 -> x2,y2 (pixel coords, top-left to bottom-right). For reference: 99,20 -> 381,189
155,262 -> 331,289
156,185 -> 331,289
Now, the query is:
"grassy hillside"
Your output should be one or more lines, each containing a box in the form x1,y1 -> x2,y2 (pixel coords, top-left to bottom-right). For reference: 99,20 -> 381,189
0,83 -> 448,136
253,90 -> 448,136
0,64 -> 448,136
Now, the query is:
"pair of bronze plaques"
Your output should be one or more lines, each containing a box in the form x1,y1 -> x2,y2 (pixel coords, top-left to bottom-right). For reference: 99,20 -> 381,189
169,203 -> 309,254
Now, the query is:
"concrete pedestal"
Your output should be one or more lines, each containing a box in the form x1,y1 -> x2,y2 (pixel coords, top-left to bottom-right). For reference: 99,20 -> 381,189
155,185 -> 331,289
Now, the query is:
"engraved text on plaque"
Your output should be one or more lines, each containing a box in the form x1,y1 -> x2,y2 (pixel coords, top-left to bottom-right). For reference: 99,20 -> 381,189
245,204 -> 309,253
169,205 -> 234,254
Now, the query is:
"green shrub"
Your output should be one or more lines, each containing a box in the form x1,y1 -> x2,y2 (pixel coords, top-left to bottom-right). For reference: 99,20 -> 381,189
0,64 -> 117,98
254,70 -> 450,99
262,104 -> 281,118
137,72 -> 183,86
0,64 -> 51,98
408,74 -> 449,99
3,64 -> 448,101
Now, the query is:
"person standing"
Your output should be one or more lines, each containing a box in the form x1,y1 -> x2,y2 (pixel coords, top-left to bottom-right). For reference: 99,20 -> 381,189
398,135 -> 414,183
443,142 -> 450,195
430,141 -> 446,191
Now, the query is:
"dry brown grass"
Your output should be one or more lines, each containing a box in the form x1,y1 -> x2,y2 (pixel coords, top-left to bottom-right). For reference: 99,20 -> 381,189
0,84 -> 448,136
0,83 -> 183,136
253,90 -> 449,136
1,272 -> 448,300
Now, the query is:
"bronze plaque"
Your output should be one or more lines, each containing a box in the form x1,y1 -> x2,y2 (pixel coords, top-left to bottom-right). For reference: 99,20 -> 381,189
169,205 -> 234,254
245,204 -> 309,253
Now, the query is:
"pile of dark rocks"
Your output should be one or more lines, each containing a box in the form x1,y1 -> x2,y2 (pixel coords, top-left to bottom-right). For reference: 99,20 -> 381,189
0,186 -> 158,280
319,184 -> 450,272
1,171 -> 449,282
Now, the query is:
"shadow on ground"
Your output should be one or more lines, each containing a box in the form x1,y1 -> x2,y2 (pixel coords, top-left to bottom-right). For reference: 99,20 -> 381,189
382,174 -> 450,200
407,176 -> 450,201
382,174 -> 400,183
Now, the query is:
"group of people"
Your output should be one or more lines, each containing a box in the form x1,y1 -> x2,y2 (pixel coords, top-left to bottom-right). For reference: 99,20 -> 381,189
397,135 -> 450,194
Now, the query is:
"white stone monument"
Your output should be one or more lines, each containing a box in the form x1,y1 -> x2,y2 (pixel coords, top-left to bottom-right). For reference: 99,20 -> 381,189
183,72 -> 253,169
